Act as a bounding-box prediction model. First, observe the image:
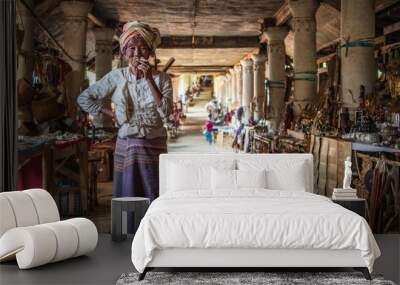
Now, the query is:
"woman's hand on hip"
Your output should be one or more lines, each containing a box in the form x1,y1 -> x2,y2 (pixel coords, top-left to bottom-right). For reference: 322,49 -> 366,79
101,108 -> 115,120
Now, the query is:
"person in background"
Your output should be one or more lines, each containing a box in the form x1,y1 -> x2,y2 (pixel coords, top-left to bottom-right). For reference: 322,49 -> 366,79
232,106 -> 244,151
185,87 -> 193,102
77,21 -> 172,208
203,114 -> 214,145
223,110 -> 235,125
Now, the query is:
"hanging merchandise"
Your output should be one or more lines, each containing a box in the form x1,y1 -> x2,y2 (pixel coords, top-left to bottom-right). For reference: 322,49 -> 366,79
381,166 -> 399,233
46,60 -> 61,87
32,55 -> 44,90
386,72 -> 400,99
364,153 -> 400,234
369,159 -> 387,232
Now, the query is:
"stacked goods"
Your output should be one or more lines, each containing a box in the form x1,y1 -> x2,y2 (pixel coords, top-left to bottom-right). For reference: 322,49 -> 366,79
332,188 -> 358,200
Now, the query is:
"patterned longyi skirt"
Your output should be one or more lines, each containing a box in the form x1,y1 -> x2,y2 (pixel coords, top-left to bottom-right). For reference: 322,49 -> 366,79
113,136 -> 167,201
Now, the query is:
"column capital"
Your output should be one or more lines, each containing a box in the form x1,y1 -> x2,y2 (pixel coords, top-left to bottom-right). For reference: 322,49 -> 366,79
93,27 -> 115,43
234,65 -> 242,73
61,1 -> 93,18
263,26 -> 289,42
240,59 -> 253,68
288,0 -> 318,18
225,73 -> 232,80
229,68 -> 235,75
251,54 -> 267,64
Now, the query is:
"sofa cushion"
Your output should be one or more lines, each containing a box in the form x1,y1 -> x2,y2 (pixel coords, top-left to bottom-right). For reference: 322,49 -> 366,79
0,196 -> 17,237
24,189 -> 60,224
0,192 -> 39,228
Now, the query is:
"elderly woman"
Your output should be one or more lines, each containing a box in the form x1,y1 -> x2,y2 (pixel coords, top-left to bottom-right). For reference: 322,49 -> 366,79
77,21 -> 172,203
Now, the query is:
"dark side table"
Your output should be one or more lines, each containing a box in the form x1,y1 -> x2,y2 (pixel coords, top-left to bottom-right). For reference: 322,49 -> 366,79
111,197 -> 150,242
332,198 -> 366,219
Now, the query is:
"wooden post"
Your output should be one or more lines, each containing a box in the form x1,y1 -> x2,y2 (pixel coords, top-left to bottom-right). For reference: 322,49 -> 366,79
79,140 -> 89,215
42,144 -> 55,197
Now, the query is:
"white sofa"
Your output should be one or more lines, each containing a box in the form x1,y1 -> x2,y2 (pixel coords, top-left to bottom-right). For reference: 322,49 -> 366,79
0,189 -> 98,269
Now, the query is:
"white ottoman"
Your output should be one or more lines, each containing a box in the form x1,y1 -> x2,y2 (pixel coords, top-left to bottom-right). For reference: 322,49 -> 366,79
0,189 -> 98,269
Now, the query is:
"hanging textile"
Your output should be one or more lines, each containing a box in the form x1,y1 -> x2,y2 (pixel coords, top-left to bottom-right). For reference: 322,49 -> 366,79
369,160 -> 387,232
369,158 -> 400,233
382,166 -> 400,233
0,0 -> 17,192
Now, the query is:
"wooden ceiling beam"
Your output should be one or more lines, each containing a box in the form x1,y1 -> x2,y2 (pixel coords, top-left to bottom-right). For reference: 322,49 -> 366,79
273,0 -> 339,28
384,21 -> 400,35
162,65 -> 231,73
88,12 -> 105,27
273,0 -> 393,28
317,38 -> 340,52
34,0 -> 61,17
274,1 -> 291,26
321,0 -> 341,12
159,36 -> 260,49
87,11 -> 121,42
375,0 -> 400,13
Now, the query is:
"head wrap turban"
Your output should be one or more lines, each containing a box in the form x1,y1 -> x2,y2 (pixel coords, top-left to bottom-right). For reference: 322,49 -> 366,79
119,21 -> 161,53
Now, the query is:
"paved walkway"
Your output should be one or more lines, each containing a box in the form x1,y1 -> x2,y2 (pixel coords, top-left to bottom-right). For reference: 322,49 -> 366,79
168,98 -> 232,153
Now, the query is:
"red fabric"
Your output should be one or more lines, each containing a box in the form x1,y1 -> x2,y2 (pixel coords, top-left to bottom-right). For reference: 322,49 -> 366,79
205,120 -> 214,131
121,31 -> 141,50
17,155 -> 42,190
17,137 -> 88,191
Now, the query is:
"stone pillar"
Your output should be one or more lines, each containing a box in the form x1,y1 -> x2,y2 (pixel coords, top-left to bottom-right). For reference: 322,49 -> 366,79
252,54 -> 267,121
172,76 -> 180,102
341,0 -> 376,111
229,68 -> 237,108
288,0 -> 318,117
213,76 -> 219,101
234,65 -> 243,107
222,77 -> 227,107
217,76 -> 224,105
61,1 -> 93,118
241,59 -> 254,124
264,26 -> 289,132
225,73 -> 232,109
94,28 -> 114,80
17,0 -> 35,82
92,27 -> 114,127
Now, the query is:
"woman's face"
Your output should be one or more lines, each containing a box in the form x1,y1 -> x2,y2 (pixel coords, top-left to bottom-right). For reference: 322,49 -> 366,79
124,37 -> 151,67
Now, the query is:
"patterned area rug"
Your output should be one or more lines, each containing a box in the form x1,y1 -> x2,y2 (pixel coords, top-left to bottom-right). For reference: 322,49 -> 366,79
116,271 -> 395,285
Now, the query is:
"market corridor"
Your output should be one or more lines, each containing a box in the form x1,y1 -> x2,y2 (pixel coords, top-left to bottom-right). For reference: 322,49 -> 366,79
168,96 -> 233,153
